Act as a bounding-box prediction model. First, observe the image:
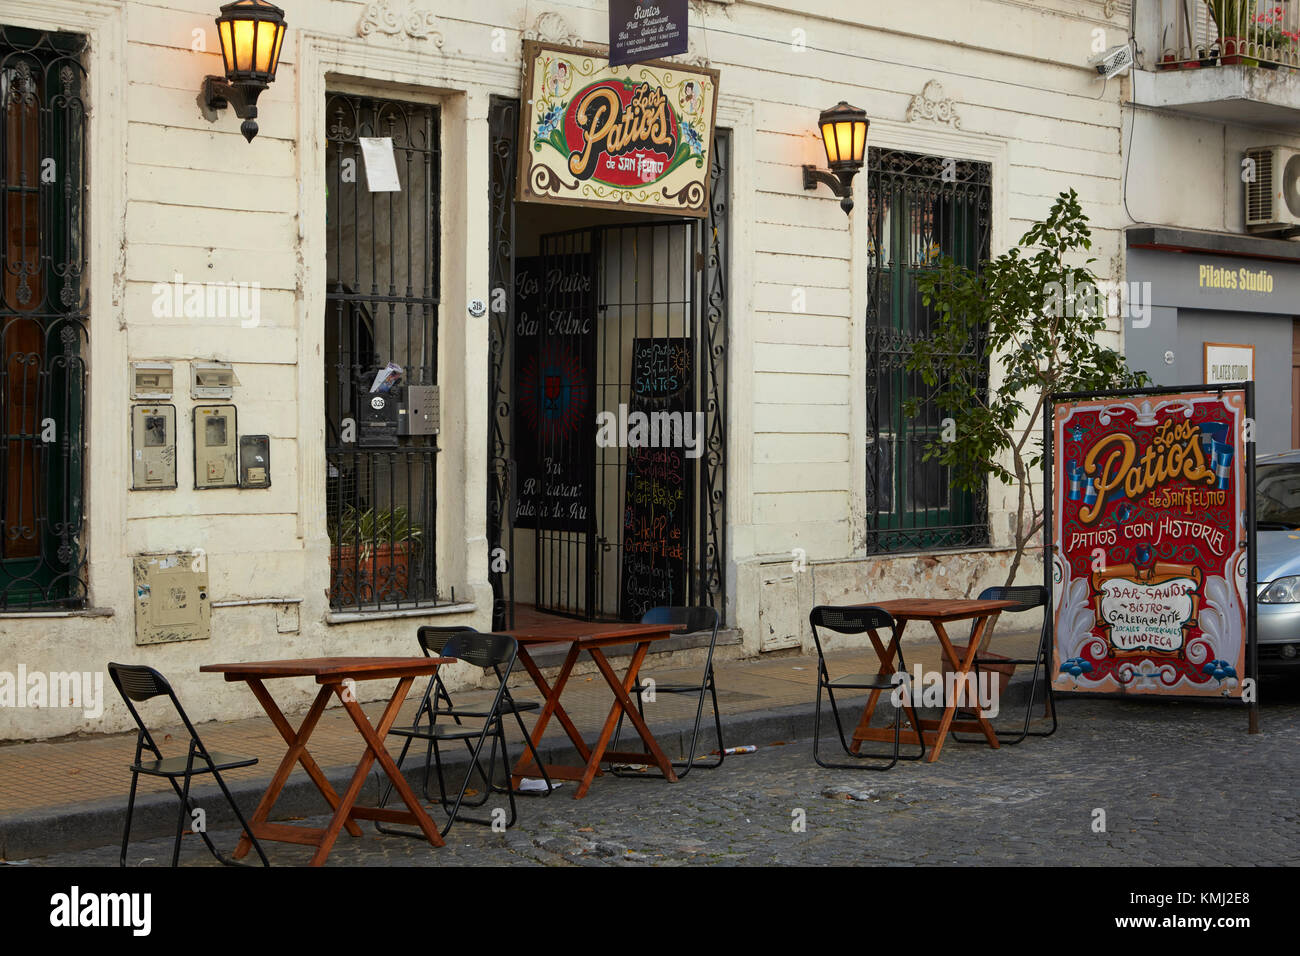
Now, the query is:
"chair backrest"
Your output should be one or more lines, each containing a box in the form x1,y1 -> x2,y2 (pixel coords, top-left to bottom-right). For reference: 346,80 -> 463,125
440,631 -> 518,671
808,606 -> 896,672
969,585 -> 1050,649
641,605 -> 719,635
417,624 -> 477,657
976,585 -> 1048,613
809,605 -> 895,635
107,662 -> 203,757
108,662 -> 172,702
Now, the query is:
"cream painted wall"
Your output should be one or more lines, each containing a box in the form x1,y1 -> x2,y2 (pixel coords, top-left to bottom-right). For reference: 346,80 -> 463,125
0,0 -> 1130,739
1121,104 -> 1300,234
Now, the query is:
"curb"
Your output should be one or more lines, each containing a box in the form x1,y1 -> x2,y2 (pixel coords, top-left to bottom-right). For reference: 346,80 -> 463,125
0,673 -> 1048,860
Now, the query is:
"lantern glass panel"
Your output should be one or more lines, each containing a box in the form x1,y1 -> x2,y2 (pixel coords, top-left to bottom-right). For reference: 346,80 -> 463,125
821,121 -> 839,165
253,20 -> 279,74
833,121 -> 854,167
269,23 -> 285,75
231,18 -> 256,72
218,20 -> 235,72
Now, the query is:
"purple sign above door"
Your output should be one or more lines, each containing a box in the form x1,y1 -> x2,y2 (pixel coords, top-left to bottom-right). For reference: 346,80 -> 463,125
608,0 -> 688,67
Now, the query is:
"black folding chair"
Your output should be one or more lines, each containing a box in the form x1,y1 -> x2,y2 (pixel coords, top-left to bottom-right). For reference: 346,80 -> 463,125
376,631 -> 523,837
609,606 -> 725,779
808,606 -> 925,770
108,662 -> 269,868
398,625 -> 553,800
952,585 -> 1058,745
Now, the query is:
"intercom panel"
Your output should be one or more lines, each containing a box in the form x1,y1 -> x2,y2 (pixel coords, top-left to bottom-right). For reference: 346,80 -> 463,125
193,404 -> 238,489
398,385 -> 440,436
130,404 -> 177,490
239,434 -> 271,488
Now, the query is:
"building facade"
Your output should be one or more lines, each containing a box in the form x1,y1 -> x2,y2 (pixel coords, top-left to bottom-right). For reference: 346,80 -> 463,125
0,0 -> 1131,739
1130,1 -> 1300,454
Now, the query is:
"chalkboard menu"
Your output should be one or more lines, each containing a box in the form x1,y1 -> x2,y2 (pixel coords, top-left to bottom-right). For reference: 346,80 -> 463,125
619,337 -> 694,620
512,255 -> 596,531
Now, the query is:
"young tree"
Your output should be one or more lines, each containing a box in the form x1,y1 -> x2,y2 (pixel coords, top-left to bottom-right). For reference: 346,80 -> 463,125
904,189 -> 1147,592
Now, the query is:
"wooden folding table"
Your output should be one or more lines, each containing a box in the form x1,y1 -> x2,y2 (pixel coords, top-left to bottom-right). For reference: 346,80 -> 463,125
501,620 -> 680,799
200,656 -> 451,866
847,598 -> 1018,763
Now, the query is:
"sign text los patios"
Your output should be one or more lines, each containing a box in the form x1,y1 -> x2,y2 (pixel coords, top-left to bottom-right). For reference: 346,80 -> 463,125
517,41 -> 718,217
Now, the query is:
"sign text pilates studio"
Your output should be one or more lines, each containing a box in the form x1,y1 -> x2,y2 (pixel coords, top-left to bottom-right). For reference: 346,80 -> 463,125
1198,264 -> 1274,293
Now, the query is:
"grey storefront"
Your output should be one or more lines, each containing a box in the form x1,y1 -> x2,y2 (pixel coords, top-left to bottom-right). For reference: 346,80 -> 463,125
1127,227 -> 1300,455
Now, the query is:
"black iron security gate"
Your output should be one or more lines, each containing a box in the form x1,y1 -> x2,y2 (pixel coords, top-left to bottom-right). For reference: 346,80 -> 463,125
324,92 -> 444,611
865,147 -> 991,553
0,26 -> 88,609
487,97 -> 727,626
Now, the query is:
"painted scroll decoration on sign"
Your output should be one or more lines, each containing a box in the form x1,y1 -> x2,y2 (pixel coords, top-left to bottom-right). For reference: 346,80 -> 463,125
1052,389 -> 1249,698
517,42 -> 718,216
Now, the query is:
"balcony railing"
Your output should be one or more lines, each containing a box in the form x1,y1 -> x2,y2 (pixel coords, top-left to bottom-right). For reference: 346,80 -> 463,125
1158,1 -> 1300,69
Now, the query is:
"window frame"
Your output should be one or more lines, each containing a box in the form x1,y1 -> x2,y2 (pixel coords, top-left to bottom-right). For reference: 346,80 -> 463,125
865,146 -> 991,554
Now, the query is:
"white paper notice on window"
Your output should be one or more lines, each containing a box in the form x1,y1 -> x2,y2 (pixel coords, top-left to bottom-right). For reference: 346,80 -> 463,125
359,137 -> 401,192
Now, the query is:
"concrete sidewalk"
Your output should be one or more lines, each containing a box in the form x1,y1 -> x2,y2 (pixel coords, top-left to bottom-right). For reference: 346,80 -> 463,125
0,629 -> 1046,860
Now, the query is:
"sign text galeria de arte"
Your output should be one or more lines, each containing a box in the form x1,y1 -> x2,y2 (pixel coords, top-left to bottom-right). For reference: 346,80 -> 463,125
518,41 -> 718,216
1050,388 -> 1253,701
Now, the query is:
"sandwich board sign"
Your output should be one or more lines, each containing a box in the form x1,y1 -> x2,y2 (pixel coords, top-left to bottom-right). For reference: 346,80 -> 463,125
1047,385 -> 1255,711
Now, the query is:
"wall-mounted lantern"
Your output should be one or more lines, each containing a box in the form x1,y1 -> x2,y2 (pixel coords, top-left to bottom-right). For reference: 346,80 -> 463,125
201,0 -> 287,142
802,101 -> 869,215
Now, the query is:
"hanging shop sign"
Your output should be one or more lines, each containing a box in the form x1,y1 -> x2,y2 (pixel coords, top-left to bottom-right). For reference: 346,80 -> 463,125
1203,342 -> 1254,384
608,0 -> 688,67
1049,386 -> 1255,700
517,41 -> 718,217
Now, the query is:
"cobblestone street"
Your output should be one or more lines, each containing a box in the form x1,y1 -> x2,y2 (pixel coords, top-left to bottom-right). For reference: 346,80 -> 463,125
26,682 -> 1299,868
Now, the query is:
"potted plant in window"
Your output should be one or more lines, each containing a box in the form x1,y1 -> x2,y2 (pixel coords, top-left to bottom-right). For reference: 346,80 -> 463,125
1207,0 -> 1258,65
328,505 -> 424,605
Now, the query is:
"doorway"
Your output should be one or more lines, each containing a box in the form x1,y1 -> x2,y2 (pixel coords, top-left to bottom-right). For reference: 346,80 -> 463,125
486,97 -> 728,627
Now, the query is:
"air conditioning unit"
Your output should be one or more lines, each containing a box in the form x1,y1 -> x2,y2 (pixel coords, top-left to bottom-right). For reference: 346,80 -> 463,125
1245,146 -> 1300,236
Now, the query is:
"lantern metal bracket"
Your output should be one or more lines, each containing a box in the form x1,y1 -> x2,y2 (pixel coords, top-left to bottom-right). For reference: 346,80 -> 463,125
802,165 -> 858,215
202,75 -> 263,142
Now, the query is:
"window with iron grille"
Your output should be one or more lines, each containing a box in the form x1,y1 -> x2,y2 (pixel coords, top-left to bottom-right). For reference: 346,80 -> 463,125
865,148 -> 990,553
324,92 -> 445,611
0,26 -> 88,609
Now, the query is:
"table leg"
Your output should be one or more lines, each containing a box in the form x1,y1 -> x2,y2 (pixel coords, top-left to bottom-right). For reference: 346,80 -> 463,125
583,644 -> 678,795
926,620 -> 1000,761
962,614 -> 1003,749
849,621 -> 907,753
326,678 -> 444,863
511,643 -> 590,783
244,679 -> 363,836
233,683 -> 343,861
